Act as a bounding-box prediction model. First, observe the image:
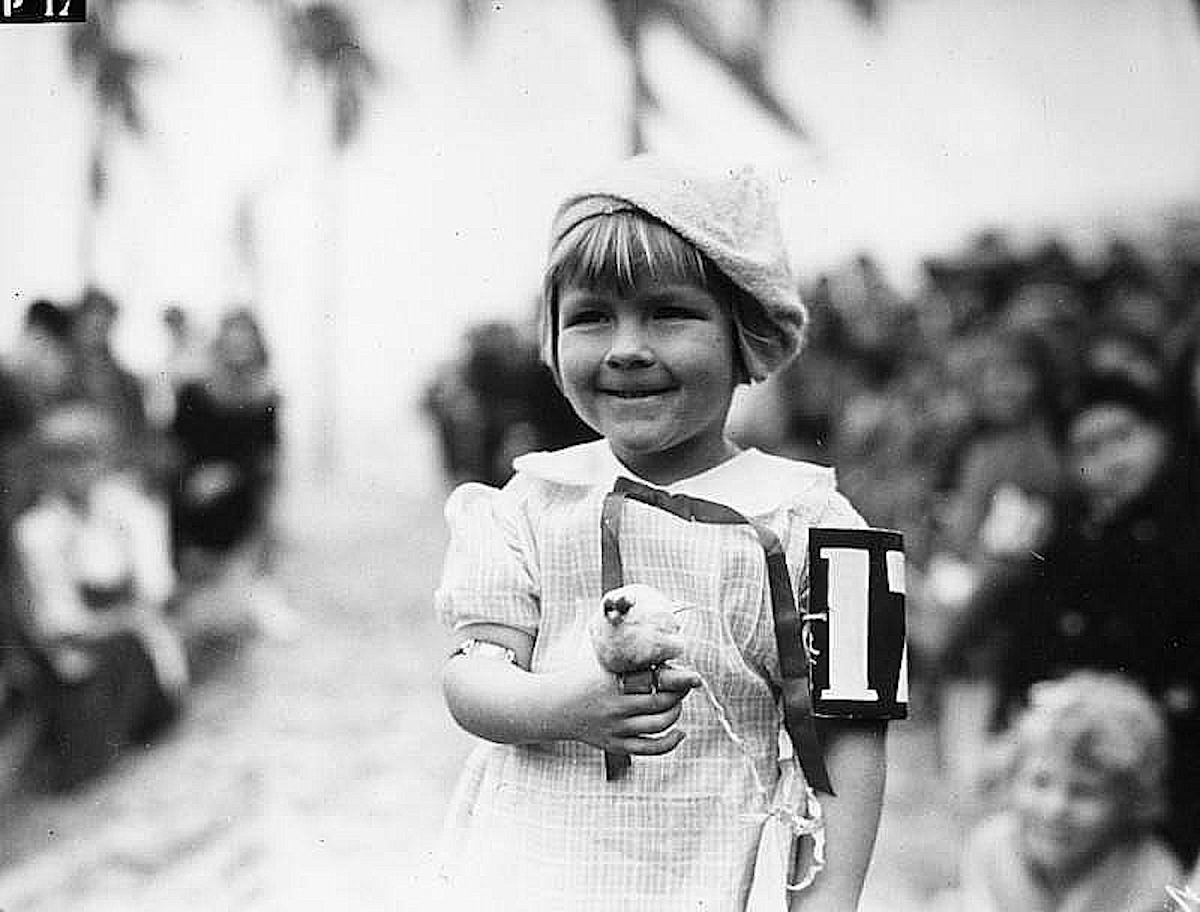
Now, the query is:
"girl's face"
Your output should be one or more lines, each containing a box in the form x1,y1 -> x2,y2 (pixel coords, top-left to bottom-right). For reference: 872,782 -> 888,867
556,280 -> 739,484
1013,749 -> 1125,887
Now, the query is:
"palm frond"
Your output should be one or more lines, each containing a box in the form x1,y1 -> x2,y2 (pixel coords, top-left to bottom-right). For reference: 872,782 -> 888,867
288,2 -> 378,148
602,0 -> 805,142
658,0 -> 806,139
848,0 -> 883,22
68,17 -> 145,132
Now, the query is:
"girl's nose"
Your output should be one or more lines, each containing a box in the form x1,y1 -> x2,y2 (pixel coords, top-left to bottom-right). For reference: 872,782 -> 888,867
604,320 -> 654,369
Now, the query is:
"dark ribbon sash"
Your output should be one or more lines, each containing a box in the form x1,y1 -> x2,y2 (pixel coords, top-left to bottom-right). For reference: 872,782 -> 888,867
600,477 -> 834,794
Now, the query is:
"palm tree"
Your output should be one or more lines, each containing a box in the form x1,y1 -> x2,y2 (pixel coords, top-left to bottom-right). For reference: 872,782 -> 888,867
67,1 -> 146,282
599,0 -> 885,153
601,0 -> 804,152
279,1 -> 378,475
286,2 -> 378,151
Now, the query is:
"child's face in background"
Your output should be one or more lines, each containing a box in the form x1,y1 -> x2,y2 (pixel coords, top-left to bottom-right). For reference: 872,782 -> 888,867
45,445 -> 112,505
557,280 -> 739,484
1068,404 -> 1168,519
1012,748 -> 1125,888
216,316 -> 263,371
974,354 -> 1040,427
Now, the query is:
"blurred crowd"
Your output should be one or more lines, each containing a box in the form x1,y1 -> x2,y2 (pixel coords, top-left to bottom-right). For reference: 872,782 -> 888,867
422,310 -> 598,488
425,223 -> 1200,905
773,228 -> 1200,905
0,289 -> 289,793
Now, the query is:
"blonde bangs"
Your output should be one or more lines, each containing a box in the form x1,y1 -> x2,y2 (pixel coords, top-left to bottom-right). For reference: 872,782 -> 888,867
547,209 -> 708,297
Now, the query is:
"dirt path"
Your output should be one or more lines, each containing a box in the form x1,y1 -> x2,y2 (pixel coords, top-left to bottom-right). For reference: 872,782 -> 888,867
0,477 -> 963,911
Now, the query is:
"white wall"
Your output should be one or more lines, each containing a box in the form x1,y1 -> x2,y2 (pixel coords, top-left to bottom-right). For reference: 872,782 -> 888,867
3,0 -> 1200,489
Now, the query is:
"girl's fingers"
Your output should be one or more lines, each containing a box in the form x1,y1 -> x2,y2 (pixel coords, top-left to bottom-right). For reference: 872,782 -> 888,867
617,688 -> 688,716
614,729 -> 686,756
614,702 -> 683,736
653,666 -> 702,692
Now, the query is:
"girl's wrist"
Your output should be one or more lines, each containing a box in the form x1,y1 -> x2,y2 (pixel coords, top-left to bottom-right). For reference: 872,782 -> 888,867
526,668 -> 590,744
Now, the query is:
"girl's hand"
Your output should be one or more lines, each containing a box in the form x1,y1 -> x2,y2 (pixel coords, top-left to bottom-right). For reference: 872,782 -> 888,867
554,661 -> 701,755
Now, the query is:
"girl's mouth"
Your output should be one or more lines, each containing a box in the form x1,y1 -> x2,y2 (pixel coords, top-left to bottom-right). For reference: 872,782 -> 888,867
601,388 -> 674,399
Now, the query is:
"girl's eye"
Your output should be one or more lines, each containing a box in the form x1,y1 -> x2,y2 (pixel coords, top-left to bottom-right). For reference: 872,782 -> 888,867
654,305 -> 705,321
561,307 -> 609,328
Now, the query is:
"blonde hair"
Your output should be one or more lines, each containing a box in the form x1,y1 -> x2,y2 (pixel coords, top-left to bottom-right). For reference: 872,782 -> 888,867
1005,672 -> 1170,828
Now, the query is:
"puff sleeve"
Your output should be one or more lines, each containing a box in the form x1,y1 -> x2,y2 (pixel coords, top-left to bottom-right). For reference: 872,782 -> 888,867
434,480 -> 541,635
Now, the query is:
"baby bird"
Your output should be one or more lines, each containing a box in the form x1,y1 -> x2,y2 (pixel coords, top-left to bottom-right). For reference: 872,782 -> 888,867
590,583 -> 686,674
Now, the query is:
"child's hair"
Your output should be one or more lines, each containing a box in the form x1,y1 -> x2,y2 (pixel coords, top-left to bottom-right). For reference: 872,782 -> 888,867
542,208 -> 755,382
1004,672 -> 1170,828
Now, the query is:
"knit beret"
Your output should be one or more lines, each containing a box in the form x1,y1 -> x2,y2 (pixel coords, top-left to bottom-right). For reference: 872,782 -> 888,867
546,154 -> 808,382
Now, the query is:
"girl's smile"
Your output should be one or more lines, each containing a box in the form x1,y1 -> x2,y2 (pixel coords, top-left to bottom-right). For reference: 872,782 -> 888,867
557,282 -> 740,485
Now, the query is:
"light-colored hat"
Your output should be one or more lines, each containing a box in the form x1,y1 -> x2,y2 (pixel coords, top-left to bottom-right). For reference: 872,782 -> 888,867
547,154 -> 807,382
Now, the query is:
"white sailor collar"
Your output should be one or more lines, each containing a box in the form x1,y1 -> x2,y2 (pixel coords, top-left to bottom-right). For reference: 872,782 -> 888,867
512,439 -> 835,517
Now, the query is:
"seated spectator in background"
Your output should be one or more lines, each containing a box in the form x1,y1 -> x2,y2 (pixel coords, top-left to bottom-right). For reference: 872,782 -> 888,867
11,402 -> 187,791
66,287 -> 149,459
423,314 -> 596,487
1000,279 -> 1088,405
170,307 -> 292,638
145,303 -> 209,430
1083,320 -> 1167,396
1094,275 -> 1177,344
0,362 -> 38,525
3,299 -> 73,693
0,366 -> 37,706
948,673 -> 1181,912
949,373 -> 1200,866
923,328 -> 1065,793
744,281 -> 872,463
8,298 -> 75,416
937,327 -> 1064,567
422,356 -> 488,486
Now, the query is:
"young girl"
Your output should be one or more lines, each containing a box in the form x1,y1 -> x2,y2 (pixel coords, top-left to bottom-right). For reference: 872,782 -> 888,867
953,672 -> 1182,912
436,155 -> 895,911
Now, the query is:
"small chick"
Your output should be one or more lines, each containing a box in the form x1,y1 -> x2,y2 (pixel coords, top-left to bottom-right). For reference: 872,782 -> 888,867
590,583 -> 686,673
